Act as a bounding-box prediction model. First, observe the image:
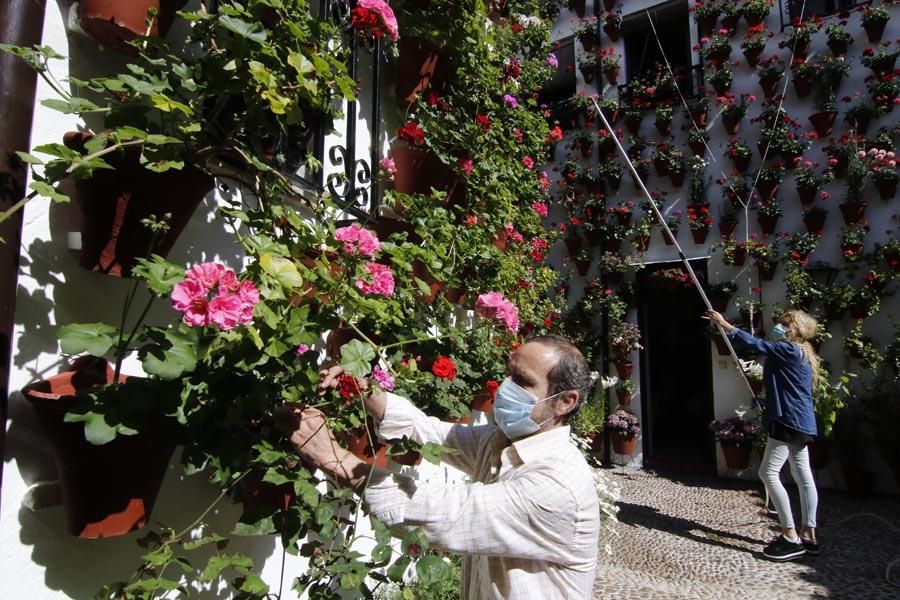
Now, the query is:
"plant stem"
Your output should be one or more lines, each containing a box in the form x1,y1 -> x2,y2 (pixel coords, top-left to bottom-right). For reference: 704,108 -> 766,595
0,190 -> 39,228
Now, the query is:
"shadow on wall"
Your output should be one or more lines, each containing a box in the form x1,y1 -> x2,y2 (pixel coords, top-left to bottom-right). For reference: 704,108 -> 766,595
5,394 -> 278,599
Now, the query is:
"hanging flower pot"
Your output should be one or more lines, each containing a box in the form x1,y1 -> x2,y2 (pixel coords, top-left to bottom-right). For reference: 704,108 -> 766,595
21,357 -> 175,538
655,119 -> 673,136
757,213 -> 779,235
875,178 -> 897,200
611,432 -> 637,455
635,234 -> 650,252
827,38 -> 850,56
575,258 -> 592,277
759,77 -> 780,99
64,132 -> 213,279
603,66 -> 621,86
600,106 -> 620,126
721,442 -> 751,470
603,238 -> 623,253
792,77 -> 812,98
744,14 -> 764,27
803,211 -> 826,235
718,220 -> 736,240
614,360 -> 633,379
568,0 -> 587,18
564,233 -> 583,256
624,115 -> 642,135
730,246 -> 747,266
579,63 -> 596,84
690,109 -> 709,127
691,228 -> 710,244
808,110 -> 838,137
731,154 -> 750,173
616,388 -> 632,406
689,140 -> 706,157
578,139 -> 593,158
839,201 -> 867,225
797,185 -> 817,206
395,37 -> 449,108
709,293 -> 731,313
77,0 -> 187,55
757,260 -> 777,281
697,14 -> 718,36
661,228 -> 678,246
607,172 -> 622,191
721,114 -> 741,135
863,20 -> 886,43
743,47 -> 764,68
669,170 -> 686,188
391,145 -> 463,205
653,157 -> 669,177
756,180 -> 779,202
711,78 -> 732,96
846,113 -> 871,136
603,23 -> 621,42
578,32 -> 595,52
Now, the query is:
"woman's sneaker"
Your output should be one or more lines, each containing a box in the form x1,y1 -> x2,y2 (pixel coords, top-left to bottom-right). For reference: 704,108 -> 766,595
801,538 -> 819,556
763,535 -> 806,561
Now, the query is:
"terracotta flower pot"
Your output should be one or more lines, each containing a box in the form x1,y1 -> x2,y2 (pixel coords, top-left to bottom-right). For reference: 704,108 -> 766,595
391,145 -> 463,205
616,389 -> 632,406
839,201 -> 866,225
471,386 -> 497,412
792,77 -> 811,98
757,181 -> 779,202
21,357 -> 175,538
721,114 -> 741,135
797,185 -> 817,206
634,234 -> 650,252
580,64 -> 595,84
611,432 -> 637,455
748,377 -> 764,395
827,38 -> 850,56
757,213 -> 779,235
78,0 -> 187,54
759,77 -> 780,100
603,67 -> 620,86
846,113 -> 871,136
603,24 -> 621,42
863,20 -> 886,43
614,360 -> 633,379
625,116 -> 642,135
729,247 -> 747,266
575,258 -> 592,277
697,14 -> 718,36
757,260 -> 777,281
875,178 -> 897,201
578,33 -> 594,52
662,229 -> 677,246
731,154 -> 750,173
569,0 -> 586,17
564,234 -> 583,257
691,228 -> 710,244
395,37 -> 449,108
803,212 -> 826,235
689,140 -> 707,157
718,220 -> 736,240
669,170 -> 686,188
808,110 -> 838,138
653,158 -> 669,177
241,470 -> 295,514
743,47 -> 763,67
64,132 -> 213,278
721,443 -> 751,470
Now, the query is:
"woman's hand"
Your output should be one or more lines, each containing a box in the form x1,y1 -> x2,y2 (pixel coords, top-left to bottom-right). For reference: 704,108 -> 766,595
317,364 -> 386,421
704,309 -> 734,333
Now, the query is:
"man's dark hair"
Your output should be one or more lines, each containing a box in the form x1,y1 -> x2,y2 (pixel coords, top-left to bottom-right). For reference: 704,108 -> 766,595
527,335 -> 593,419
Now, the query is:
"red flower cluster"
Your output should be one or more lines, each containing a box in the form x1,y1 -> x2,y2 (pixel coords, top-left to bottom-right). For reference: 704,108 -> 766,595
337,374 -> 363,400
431,355 -> 457,380
351,7 -> 383,37
475,114 -> 492,130
397,121 -> 425,145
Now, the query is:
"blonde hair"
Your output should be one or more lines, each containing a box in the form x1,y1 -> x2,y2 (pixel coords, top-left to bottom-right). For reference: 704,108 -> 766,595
781,310 -> 821,388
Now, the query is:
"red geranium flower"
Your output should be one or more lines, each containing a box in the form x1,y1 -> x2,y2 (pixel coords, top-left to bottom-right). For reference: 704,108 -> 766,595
431,355 -> 457,380
337,374 -> 363,400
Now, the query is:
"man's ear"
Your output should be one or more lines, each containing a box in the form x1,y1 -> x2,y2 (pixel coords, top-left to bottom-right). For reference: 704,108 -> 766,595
554,390 -> 579,417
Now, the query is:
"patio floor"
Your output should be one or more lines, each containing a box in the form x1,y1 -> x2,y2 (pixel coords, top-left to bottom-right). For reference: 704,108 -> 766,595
593,467 -> 900,599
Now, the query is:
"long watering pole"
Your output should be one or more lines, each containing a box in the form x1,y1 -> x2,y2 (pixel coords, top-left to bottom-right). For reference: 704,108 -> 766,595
590,97 -> 756,400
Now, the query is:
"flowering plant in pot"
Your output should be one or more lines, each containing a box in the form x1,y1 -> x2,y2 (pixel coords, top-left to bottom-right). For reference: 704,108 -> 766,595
687,93 -> 711,125
866,74 -> 899,115
687,156 -> 709,204
727,138 -> 753,172
720,238 -> 748,266
610,320 -> 643,360
755,55 -> 784,99
782,263 -> 822,308
808,67 -> 842,137
790,57 -> 818,97
573,17 -> 598,51
615,379 -> 635,406
665,148 -> 688,187
579,52 -> 599,84
748,235 -> 781,279
706,281 -> 738,312
741,24 -> 771,66
778,15 -> 822,58
654,103 -> 676,135
794,160 -> 831,204
607,409 -> 640,454
706,64 -> 734,95
742,0 -> 774,26
755,163 -> 786,200
573,396 -> 607,453
718,173 -> 750,208
861,3 -> 892,43
753,196 -> 782,234
687,127 -> 710,157
599,47 -> 622,85
840,223 -> 870,263
717,92 -> 754,134
785,231 -> 820,265
699,31 -> 733,65
825,21 -> 853,55
843,323 -> 882,369
691,1 -> 723,36
866,146 -> 898,200
603,9 -> 623,41
717,205 -> 739,239
844,101 -> 878,135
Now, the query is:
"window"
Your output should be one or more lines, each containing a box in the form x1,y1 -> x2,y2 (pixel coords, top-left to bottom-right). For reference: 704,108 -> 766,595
539,37 -> 577,106
782,0 -> 865,23
622,1 -> 694,94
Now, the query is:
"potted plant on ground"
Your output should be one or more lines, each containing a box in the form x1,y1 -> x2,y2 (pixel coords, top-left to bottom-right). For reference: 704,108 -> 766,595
709,414 -> 759,469
607,409 -> 640,455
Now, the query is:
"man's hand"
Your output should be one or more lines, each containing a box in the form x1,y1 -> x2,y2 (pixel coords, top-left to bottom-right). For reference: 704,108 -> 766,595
318,364 -> 388,421
273,405 -> 369,489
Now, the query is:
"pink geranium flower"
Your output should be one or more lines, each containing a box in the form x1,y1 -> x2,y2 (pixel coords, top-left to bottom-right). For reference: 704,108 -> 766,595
171,261 -> 259,331
531,202 -> 549,218
371,365 -> 395,390
475,291 -> 520,334
356,262 -> 395,297
335,223 -> 381,256
522,155 -> 534,169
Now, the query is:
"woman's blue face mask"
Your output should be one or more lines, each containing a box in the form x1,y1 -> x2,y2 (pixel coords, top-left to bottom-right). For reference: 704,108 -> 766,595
771,323 -> 788,340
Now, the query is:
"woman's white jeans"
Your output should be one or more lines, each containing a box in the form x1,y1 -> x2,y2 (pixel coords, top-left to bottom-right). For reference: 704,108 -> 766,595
758,436 -> 818,530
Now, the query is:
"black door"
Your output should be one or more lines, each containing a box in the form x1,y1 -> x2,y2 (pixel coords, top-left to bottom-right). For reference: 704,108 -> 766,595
637,260 -> 715,469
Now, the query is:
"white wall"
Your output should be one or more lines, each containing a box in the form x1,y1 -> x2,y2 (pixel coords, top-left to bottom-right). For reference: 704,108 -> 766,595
548,0 -> 899,488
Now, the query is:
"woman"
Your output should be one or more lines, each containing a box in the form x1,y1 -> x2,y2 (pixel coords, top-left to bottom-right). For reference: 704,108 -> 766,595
705,308 -> 820,562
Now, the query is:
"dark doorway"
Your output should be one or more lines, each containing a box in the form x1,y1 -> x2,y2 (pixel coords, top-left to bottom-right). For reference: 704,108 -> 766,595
637,260 -> 715,469
623,0 -> 692,88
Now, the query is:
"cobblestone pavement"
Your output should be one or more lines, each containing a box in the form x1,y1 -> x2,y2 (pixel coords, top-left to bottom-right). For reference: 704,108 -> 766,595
593,467 -> 900,599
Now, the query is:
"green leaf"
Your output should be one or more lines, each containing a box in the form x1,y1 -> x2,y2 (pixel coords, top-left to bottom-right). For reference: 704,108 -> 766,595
219,15 -> 267,43
294,480 -> 319,507
314,502 -> 335,526
339,339 -> 376,378
386,556 -> 411,583
58,322 -> 117,356
234,507 -> 277,536
372,516 -> 392,545
63,411 -> 137,445
237,571 -> 269,594
415,555 -> 450,587
14,151 -> 43,165
150,94 -> 193,116
182,533 -> 227,550
200,554 -> 254,582
29,181 -> 70,204
41,97 -> 101,114
371,544 -> 392,563
140,328 -> 198,379
260,253 -> 302,290
131,255 -> 184,296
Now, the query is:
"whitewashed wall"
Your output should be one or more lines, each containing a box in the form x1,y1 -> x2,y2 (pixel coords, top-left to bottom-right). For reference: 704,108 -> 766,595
547,0 -> 899,491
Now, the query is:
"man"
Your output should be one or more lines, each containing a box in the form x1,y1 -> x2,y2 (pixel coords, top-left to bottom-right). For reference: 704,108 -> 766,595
278,335 -> 600,599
